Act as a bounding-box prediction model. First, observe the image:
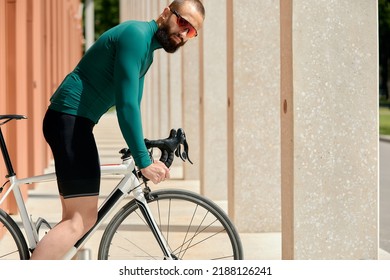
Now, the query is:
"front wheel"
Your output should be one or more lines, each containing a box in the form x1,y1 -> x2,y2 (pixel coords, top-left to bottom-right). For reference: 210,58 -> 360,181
98,189 -> 243,260
0,209 -> 30,259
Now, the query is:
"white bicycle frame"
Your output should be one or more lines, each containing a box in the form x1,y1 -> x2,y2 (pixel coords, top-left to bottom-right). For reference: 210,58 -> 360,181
0,156 -> 174,260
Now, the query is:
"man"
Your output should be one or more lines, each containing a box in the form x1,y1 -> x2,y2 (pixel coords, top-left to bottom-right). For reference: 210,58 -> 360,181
30,0 -> 205,260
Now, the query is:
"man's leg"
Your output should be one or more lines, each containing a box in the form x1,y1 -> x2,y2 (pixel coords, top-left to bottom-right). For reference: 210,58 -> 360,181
30,195 -> 98,260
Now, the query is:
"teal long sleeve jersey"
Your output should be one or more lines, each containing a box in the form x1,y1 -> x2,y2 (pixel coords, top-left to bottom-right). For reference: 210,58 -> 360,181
49,20 -> 162,169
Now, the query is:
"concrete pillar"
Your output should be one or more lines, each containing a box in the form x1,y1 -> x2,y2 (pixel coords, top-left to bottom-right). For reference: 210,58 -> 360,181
281,0 -> 378,259
182,38 -> 201,180
166,47 -> 184,174
201,0 -> 228,200
227,0 -> 281,231
166,2 -> 184,172
149,0 -> 161,140
141,0 -> 154,138
168,52 -> 183,130
85,0 -> 95,50
157,1 -> 170,137
119,0 -> 129,22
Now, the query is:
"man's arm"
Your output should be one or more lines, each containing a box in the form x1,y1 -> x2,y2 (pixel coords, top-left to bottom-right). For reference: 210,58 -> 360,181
113,27 -> 151,169
113,24 -> 170,184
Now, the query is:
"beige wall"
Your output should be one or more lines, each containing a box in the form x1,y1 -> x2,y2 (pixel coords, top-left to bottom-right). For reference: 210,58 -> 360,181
121,0 -> 378,259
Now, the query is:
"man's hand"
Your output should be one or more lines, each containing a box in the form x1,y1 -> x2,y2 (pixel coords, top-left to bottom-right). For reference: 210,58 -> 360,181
140,160 -> 170,184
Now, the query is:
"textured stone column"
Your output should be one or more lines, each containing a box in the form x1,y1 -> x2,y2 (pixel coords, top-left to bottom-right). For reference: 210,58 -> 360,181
156,1 -> 170,137
167,48 -> 184,173
182,37 -> 201,180
227,0 -> 281,231
201,0 -> 228,200
168,52 -> 183,130
144,0 -> 161,140
281,0 -> 378,259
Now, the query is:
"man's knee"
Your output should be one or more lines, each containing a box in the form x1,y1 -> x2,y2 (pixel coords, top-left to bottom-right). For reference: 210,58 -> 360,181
66,211 -> 97,237
61,196 -> 98,235
83,212 -> 98,233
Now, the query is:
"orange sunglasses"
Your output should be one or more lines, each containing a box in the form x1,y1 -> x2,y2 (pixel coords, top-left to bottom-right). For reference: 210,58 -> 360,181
170,9 -> 198,38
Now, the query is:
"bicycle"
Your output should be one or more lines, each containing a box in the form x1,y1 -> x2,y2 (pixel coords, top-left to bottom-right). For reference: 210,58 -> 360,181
0,114 -> 243,260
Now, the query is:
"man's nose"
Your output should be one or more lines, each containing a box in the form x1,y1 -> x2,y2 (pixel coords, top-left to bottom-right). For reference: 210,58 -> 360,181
179,28 -> 189,39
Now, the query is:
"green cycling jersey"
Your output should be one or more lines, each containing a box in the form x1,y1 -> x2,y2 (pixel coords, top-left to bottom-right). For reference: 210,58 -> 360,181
49,20 -> 162,169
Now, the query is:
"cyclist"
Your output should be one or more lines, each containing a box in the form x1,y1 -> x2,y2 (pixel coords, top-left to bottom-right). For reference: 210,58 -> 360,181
30,0 -> 205,260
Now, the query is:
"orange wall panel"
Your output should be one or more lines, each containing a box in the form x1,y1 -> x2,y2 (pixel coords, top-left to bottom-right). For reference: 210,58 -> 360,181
0,0 -> 83,214
29,0 -> 47,178
0,0 -> 9,213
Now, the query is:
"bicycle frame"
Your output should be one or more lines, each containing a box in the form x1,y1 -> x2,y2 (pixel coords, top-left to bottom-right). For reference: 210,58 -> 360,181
0,156 -> 174,260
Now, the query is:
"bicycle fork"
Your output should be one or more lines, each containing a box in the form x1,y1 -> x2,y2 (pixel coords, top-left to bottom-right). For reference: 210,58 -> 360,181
132,186 -> 175,260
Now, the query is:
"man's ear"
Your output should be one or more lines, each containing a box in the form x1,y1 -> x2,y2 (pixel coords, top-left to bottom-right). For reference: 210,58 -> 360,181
161,7 -> 171,19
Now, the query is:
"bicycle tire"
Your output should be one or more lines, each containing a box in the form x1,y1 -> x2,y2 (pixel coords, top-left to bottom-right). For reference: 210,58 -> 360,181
0,209 -> 30,260
98,189 -> 243,260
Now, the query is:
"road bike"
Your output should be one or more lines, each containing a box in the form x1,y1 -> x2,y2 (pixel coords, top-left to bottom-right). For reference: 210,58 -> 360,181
0,114 -> 243,260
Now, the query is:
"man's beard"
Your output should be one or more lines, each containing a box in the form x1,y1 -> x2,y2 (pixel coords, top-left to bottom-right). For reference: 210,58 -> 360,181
155,26 -> 186,53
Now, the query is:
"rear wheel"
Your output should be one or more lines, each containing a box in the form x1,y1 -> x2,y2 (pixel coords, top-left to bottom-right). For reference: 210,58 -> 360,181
0,209 -> 30,259
98,189 -> 243,260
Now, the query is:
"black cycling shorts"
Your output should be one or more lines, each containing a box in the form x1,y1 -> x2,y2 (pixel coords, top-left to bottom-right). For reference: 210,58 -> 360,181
43,109 -> 100,199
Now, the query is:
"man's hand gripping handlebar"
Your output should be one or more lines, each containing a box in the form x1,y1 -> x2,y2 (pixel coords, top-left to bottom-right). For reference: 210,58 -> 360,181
119,128 -> 193,182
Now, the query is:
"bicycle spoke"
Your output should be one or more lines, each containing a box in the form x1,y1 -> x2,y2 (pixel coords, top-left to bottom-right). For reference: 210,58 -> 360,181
173,209 -> 213,258
0,210 -> 30,259
134,209 -> 147,225
98,189 -> 243,260
173,218 -> 226,258
177,204 -> 199,259
177,228 -> 226,254
0,250 -> 19,259
167,198 -> 171,244
112,231 -> 159,260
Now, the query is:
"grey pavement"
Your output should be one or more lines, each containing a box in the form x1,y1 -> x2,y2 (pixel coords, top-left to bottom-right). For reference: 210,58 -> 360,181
8,112 -> 390,260
380,138 -> 390,254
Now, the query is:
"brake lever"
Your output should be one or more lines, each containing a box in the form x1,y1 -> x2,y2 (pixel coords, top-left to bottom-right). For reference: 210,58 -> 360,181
174,129 -> 193,164
182,139 -> 193,164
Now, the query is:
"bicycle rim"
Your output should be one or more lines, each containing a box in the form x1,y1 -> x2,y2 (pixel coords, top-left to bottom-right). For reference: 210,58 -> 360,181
98,189 -> 243,260
0,209 -> 30,260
